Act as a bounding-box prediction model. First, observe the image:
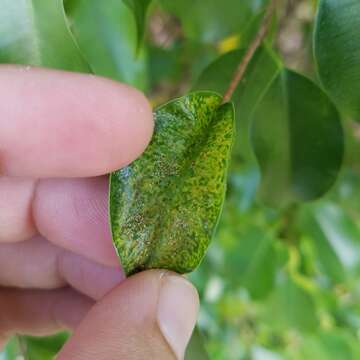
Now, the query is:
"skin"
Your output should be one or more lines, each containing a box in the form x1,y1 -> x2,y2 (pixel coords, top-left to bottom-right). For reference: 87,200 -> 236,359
0,66 -> 199,359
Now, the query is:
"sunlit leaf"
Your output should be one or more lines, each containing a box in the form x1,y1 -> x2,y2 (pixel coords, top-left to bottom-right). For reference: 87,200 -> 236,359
251,69 -> 344,207
110,92 -> 235,275
66,0 -> 148,89
0,0 -> 89,71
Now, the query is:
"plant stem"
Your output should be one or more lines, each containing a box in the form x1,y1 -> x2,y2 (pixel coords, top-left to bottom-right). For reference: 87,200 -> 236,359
222,0 -> 277,103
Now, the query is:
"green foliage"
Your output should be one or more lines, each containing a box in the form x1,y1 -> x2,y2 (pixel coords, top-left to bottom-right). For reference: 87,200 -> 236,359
2,1 -> 360,359
314,0 -> 360,120
2,333 -> 69,360
110,92 -> 235,275
66,0 -> 148,89
251,69 -> 344,207
123,0 -> 151,50
159,0 -> 266,43
0,0 -> 89,71
185,327 -> 210,360
21,334 -> 69,360
193,47 -> 281,166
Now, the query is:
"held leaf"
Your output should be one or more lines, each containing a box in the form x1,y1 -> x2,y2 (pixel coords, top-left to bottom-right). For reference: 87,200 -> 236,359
110,92 -> 235,275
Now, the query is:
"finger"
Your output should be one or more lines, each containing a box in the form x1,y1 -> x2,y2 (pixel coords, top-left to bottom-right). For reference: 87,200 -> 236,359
33,176 -> 119,266
58,271 -> 199,360
58,251 -> 124,300
0,237 -> 124,300
0,288 -> 93,345
0,236 -> 64,289
0,65 -> 153,178
2,175 -> 118,267
0,176 -> 36,243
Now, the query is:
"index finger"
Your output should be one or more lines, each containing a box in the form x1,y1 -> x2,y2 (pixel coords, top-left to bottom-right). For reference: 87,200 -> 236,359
0,66 -> 153,178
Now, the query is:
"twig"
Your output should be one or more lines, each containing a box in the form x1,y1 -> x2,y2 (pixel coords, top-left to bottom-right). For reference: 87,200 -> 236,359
222,0 -> 277,103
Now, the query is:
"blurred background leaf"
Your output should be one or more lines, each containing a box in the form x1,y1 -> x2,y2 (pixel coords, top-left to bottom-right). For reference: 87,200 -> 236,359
158,0 -> 267,44
66,0 -> 148,89
2,0 -> 360,359
0,0 -> 89,71
314,0 -> 360,121
123,0 -> 151,51
251,69 -> 344,207
185,327 -> 210,360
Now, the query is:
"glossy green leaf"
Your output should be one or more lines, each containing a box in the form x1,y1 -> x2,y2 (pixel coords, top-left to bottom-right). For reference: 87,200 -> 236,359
185,327 -> 210,360
314,0 -> 360,120
66,0 -> 148,89
110,92 -> 235,275
251,69 -> 344,208
123,0 -> 151,50
193,47 -> 281,165
0,0 -> 89,71
159,0 -> 266,43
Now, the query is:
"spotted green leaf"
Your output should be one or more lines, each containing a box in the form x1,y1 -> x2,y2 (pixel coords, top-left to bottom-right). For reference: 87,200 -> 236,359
110,92 -> 235,275
0,0 -> 89,72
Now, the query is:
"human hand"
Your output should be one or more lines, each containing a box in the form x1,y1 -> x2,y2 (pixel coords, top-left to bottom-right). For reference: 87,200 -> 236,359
0,66 -> 199,360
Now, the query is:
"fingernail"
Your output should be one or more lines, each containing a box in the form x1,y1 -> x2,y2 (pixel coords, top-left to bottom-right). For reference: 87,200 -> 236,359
157,275 -> 199,360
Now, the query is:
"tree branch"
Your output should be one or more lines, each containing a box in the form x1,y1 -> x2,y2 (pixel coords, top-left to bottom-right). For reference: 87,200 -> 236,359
222,0 -> 277,103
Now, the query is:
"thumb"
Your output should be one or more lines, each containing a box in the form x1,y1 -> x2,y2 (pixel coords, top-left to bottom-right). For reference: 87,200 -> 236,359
57,270 -> 199,360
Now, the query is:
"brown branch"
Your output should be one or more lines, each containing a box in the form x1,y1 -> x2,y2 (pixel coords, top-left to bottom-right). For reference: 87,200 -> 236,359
222,0 -> 277,103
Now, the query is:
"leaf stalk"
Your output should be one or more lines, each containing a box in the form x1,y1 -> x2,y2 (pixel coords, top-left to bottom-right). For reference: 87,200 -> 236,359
222,0 -> 277,103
